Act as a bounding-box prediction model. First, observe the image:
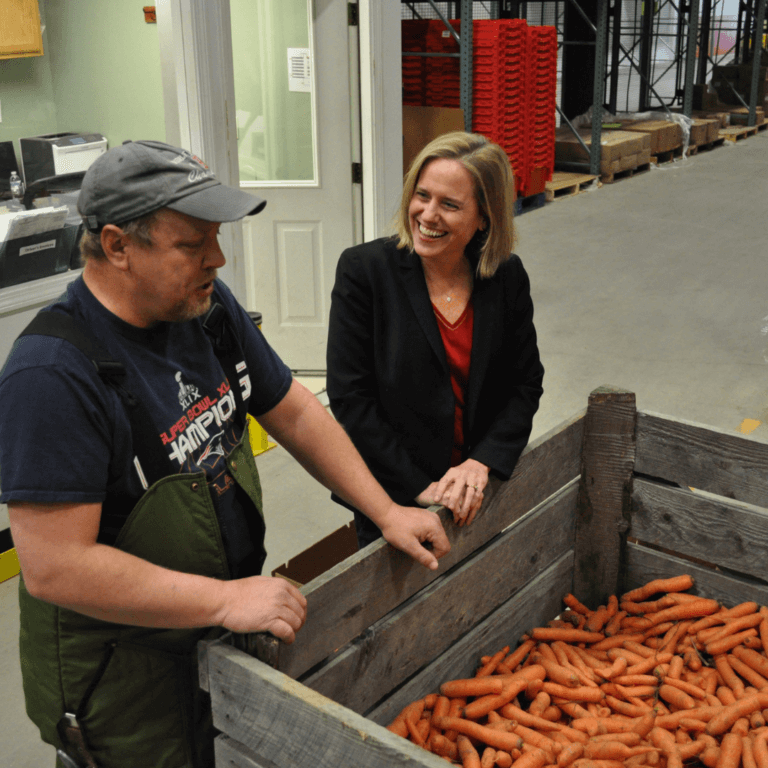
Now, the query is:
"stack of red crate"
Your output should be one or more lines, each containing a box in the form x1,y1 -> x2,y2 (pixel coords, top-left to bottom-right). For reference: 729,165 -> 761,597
402,20 -> 430,106
472,19 -> 529,195
400,17 -> 557,199
425,20 -> 461,108
525,24 -> 558,195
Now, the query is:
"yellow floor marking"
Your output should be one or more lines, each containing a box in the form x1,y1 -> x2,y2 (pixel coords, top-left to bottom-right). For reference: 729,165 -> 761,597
739,418 -> 761,435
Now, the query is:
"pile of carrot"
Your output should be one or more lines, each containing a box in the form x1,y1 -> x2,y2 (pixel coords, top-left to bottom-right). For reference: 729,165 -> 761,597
386,574 -> 768,768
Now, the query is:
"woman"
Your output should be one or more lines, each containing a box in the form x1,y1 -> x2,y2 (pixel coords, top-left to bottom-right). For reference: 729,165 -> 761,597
327,131 -> 544,548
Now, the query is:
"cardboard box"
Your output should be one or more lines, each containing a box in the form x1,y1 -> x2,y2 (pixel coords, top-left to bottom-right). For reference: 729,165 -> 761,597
689,118 -> 721,145
616,119 -> 683,155
271,521 -> 358,587
555,128 -> 650,173
403,105 -> 465,174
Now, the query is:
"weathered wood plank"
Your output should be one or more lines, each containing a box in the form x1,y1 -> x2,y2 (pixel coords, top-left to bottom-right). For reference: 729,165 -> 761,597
574,387 -> 636,606
208,643 -> 448,768
635,411 -> 768,508
302,479 -> 578,714
215,734 -> 271,768
366,550 -> 574,726
624,541 -> 768,607
631,478 -> 768,582
272,409 -> 585,679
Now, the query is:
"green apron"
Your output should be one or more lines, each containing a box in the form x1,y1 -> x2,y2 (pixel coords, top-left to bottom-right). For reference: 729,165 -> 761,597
19,423 -> 265,768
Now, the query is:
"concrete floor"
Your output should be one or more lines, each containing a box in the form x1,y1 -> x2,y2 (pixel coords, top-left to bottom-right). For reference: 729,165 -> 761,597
2,131 -> 768,765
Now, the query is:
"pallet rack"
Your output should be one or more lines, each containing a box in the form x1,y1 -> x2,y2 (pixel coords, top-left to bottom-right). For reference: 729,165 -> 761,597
401,0 -> 767,175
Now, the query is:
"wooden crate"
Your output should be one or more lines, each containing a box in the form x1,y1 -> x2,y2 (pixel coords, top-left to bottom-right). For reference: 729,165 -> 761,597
200,386 -> 768,768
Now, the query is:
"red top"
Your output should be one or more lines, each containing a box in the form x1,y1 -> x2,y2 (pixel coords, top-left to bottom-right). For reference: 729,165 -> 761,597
432,299 -> 474,467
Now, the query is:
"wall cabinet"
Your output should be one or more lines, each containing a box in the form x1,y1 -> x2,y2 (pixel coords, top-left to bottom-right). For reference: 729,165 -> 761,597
0,0 -> 44,59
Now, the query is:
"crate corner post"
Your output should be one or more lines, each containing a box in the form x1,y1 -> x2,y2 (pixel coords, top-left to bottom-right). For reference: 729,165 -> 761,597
574,385 -> 637,608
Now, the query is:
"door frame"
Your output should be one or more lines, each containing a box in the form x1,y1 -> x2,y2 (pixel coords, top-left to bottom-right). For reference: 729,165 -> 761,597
156,0 -> 403,303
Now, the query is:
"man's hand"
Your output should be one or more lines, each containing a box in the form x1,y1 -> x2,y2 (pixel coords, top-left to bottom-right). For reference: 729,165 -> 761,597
377,504 -> 451,570
432,459 -> 490,526
415,481 -> 440,508
217,576 -> 308,642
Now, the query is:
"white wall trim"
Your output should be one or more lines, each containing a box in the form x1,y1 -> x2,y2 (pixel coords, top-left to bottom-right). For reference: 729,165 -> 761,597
157,0 -> 247,304
358,0 -> 403,240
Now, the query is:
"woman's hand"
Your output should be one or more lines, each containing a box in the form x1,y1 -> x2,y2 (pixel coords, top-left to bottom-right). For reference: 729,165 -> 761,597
432,459 -> 490,526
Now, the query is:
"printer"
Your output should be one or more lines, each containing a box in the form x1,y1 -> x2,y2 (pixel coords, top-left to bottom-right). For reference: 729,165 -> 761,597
20,132 -> 107,186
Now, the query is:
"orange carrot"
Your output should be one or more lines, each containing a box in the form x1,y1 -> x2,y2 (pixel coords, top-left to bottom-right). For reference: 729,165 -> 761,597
458,734 -> 482,768
603,696 -> 653,717
481,747 -> 498,768
433,716 -> 526,753
664,677 -> 707,700
442,677 -> 504,698
715,656 -> 746,698
760,618 -> 768,658
645,599 -> 720,627
732,645 -> 768,679
500,640 -> 537,674
707,613 -> 764,643
658,684 -> 696,710
563,594 -> 593,616
743,737 -> 758,768
432,733 -> 459,760
582,741 -> 656,760
716,732 -> 743,768
496,751 -> 514,768
534,655 -> 582,688
478,647 -> 511,677
557,742 -> 584,767
541,683 -> 605,703
706,692 -> 768,735
510,748 -> 549,768
464,666 -> 547,720
501,705 -> 588,743
621,575 -> 694,602
625,652 -> 674,676
531,628 -> 605,644
705,628 -> 759,656
621,596 -> 676,615
700,746 -> 721,768
727,653 -> 768,689
753,733 -> 768,768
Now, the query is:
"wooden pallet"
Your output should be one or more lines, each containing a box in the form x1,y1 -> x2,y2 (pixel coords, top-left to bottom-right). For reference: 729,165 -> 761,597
651,145 -> 685,164
545,171 -> 599,202
720,124 -> 759,141
687,136 -> 726,155
600,162 -> 651,184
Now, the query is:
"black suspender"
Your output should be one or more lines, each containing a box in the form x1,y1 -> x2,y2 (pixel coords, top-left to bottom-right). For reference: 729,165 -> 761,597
17,303 -> 250,543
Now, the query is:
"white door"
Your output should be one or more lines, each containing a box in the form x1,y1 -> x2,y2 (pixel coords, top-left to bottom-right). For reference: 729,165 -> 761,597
234,0 -> 362,372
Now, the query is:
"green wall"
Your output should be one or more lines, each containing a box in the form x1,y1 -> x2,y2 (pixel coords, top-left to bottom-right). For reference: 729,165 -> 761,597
231,0 -> 313,182
0,1 -> 58,163
0,0 -> 165,177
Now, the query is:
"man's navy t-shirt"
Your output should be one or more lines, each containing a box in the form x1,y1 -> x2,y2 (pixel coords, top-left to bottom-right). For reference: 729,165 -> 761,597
0,277 -> 292,575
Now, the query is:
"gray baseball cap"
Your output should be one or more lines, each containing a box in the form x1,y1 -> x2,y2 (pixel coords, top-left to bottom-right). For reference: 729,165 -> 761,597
78,140 -> 266,232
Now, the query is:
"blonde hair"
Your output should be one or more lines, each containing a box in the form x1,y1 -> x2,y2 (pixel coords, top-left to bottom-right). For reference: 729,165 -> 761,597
394,131 -> 516,278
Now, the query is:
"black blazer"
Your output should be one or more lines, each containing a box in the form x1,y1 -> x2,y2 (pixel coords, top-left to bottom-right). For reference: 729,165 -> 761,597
326,237 -> 544,507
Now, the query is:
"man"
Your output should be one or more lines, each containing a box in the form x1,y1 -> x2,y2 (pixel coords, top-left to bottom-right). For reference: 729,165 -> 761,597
0,140 -> 450,768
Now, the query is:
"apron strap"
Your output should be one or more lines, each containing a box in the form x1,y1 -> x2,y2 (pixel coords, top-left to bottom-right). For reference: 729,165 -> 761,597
19,311 -> 176,491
